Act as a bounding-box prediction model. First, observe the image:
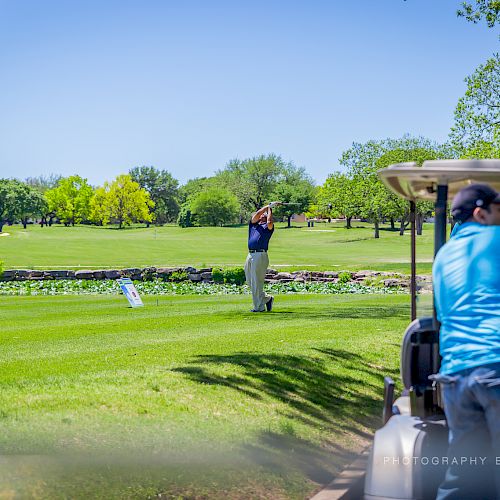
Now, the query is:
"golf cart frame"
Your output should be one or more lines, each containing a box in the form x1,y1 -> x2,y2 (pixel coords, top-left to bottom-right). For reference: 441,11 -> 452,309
363,159 -> 500,500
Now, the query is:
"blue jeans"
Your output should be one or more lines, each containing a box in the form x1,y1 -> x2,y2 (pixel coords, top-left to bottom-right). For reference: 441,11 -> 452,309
435,362 -> 500,500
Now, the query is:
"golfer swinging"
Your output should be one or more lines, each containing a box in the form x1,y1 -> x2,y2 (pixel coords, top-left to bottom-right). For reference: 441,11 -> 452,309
245,203 -> 281,312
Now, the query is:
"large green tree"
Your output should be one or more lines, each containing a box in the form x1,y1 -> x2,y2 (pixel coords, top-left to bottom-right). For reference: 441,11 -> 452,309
102,175 -> 154,229
45,175 -> 94,226
270,166 -> 315,227
129,166 -> 180,225
340,136 -> 444,237
340,139 -> 390,237
0,180 -> 46,231
318,173 -> 362,229
89,186 -> 110,226
177,177 -> 217,227
190,188 -> 239,227
16,183 -> 47,229
450,54 -> 500,150
0,179 -> 21,232
216,154 -> 287,215
375,148 -> 437,235
25,175 -> 59,226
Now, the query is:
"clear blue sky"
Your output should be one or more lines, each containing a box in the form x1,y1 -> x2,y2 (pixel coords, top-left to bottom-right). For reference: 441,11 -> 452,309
0,0 -> 498,186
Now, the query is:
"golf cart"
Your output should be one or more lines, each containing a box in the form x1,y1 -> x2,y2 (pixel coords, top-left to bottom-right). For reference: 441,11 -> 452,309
363,159 -> 500,500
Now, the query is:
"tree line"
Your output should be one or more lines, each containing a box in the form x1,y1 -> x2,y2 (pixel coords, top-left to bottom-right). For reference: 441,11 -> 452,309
1,3 -> 498,234
0,158 -> 316,232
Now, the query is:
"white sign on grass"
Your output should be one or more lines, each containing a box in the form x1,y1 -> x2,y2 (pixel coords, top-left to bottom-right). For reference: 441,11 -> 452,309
118,278 -> 144,307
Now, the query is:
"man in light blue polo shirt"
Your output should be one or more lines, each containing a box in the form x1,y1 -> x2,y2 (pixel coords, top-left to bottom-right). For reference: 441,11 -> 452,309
433,184 -> 500,499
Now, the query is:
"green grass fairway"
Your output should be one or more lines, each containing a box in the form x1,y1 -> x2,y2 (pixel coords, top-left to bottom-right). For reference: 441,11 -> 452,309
0,222 -> 434,273
1,293 -> 410,498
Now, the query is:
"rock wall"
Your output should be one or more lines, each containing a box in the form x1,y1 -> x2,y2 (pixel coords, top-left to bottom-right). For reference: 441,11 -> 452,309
0,267 -> 433,291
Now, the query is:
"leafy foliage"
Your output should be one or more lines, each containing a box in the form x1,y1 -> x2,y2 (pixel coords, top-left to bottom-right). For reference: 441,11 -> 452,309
91,175 -> 154,228
45,175 -> 94,226
0,179 -> 47,231
337,271 -> 352,284
318,173 -> 361,227
15,183 -> 46,229
338,136 -> 444,237
178,177 -> 214,205
271,167 -> 316,227
211,268 -> 224,283
457,0 -> 500,27
460,134 -> 500,158
108,175 -> 154,228
211,267 -> 246,285
89,186 -> 109,226
190,188 -> 239,226
0,180 -> 23,231
178,155 -> 315,226
375,148 -> 436,233
129,166 -> 180,224
177,205 -> 195,227
215,154 -> 288,215
177,177 -> 216,227
25,176 -> 59,226
450,54 -> 500,149
169,270 -> 189,282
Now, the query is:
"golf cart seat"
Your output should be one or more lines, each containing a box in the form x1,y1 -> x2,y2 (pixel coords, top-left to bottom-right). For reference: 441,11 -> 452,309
400,317 -> 442,417
401,317 -> 437,390
382,317 -> 441,423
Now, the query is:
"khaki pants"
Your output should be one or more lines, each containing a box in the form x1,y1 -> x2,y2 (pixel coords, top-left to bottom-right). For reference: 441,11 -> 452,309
244,251 -> 271,311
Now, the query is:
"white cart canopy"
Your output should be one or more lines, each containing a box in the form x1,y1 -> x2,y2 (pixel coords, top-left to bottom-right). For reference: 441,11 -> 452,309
378,159 -> 500,201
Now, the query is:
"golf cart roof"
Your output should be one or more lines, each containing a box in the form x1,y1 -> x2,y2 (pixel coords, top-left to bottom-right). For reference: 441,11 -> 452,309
379,159 -> 500,201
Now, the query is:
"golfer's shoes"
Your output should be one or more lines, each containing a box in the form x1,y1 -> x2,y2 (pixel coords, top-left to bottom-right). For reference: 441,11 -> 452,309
266,296 -> 274,312
250,309 -> 265,313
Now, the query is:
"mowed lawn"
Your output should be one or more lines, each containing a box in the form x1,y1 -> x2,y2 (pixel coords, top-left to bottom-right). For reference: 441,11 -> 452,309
0,221 -> 435,273
1,293 -> 409,499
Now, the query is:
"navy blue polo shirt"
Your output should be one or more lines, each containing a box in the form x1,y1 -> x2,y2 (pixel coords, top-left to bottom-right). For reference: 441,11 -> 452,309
248,221 -> 274,251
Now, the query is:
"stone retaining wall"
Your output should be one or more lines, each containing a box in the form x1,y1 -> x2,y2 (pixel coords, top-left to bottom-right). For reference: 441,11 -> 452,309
0,267 -> 433,291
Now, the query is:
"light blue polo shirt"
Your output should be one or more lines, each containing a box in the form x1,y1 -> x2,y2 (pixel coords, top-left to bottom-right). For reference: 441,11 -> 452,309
433,223 -> 500,375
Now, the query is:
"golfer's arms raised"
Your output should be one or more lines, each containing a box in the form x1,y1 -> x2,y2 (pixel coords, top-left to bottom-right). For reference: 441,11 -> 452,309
267,207 -> 274,230
251,205 -> 269,223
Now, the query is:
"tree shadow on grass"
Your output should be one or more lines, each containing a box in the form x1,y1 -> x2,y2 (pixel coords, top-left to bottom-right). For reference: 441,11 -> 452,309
171,348 -> 400,485
173,349 -> 398,428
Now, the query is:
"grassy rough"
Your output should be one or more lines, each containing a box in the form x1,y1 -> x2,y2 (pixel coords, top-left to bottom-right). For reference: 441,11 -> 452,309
0,293 -> 409,498
0,222 -> 434,273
